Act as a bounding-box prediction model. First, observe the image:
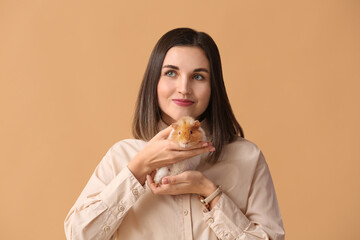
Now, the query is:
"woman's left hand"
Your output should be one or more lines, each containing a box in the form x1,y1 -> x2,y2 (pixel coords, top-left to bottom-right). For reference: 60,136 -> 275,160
146,171 -> 221,209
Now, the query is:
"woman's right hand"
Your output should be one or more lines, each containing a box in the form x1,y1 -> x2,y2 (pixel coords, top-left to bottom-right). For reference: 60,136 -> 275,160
127,125 -> 215,185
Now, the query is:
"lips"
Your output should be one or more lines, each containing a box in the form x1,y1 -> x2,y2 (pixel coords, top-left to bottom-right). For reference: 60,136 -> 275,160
172,99 -> 194,107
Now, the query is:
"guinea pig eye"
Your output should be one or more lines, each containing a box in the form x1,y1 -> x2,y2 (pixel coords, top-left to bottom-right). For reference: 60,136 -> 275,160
178,131 -> 181,135
190,130 -> 193,134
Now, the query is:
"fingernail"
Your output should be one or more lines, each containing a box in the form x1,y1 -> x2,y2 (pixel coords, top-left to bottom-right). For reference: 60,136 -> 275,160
202,143 -> 209,147
162,178 -> 169,184
209,146 -> 215,152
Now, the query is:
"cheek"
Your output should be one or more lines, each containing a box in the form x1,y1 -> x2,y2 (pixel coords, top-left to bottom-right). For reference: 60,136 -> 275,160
157,79 -> 172,100
198,84 -> 211,106
157,81 -> 167,102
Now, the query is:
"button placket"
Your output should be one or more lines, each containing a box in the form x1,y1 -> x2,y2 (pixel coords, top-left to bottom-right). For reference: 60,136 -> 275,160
182,194 -> 193,240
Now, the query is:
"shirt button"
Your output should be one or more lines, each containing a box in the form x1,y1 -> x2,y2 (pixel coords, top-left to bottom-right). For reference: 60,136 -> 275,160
225,232 -> 230,238
208,218 -> 214,224
118,205 -> 125,212
132,189 -> 139,196
183,210 -> 188,216
103,226 -> 110,232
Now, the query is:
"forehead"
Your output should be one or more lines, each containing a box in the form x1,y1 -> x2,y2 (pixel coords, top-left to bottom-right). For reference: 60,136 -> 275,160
162,46 -> 210,70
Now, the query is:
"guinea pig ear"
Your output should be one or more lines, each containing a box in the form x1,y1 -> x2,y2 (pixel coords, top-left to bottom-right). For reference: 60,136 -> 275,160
193,120 -> 200,129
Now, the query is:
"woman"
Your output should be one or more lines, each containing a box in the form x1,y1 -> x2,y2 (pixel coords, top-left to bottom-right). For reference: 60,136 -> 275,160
64,28 -> 285,240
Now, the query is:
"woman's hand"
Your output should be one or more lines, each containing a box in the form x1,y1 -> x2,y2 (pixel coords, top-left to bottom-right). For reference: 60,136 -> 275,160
128,126 -> 214,185
146,171 -> 222,210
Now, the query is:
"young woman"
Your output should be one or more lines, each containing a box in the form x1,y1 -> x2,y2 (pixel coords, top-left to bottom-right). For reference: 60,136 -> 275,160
65,28 -> 285,240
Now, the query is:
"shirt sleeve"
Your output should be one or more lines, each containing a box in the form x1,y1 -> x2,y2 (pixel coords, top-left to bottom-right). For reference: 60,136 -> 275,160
202,152 -> 285,240
64,146 -> 147,240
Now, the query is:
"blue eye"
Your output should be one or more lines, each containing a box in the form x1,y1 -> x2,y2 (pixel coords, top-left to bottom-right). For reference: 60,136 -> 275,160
166,71 -> 176,77
193,74 -> 204,80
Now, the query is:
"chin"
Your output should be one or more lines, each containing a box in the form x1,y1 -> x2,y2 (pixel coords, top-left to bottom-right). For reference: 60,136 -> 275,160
174,113 -> 196,120
162,113 -> 193,124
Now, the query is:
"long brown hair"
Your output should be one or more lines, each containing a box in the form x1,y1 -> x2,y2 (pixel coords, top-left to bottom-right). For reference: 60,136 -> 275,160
132,28 -> 244,163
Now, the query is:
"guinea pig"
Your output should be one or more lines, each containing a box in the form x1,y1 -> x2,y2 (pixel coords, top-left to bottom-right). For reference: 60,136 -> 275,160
153,116 -> 206,184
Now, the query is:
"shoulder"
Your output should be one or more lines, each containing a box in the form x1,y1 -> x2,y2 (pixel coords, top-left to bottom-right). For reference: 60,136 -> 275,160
109,139 -> 148,154
93,139 -> 148,178
102,139 -> 147,165
217,137 -> 264,169
230,136 -> 260,150
203,138 -> 267,198
223,137 -> 261,158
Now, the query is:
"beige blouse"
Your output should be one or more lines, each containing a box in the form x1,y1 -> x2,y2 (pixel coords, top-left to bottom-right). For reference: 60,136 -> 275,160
64,132 -> 284,240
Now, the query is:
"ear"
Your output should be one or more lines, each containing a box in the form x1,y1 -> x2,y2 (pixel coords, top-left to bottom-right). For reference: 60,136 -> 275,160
193,120 -> 200,129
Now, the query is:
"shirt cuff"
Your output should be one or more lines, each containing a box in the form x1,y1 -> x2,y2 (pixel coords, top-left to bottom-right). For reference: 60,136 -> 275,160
99,166 -> 147,218
202,193 -> 251,239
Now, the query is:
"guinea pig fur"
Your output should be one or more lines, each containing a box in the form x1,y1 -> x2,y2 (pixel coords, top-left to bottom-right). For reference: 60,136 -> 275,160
153,116 -> 206,184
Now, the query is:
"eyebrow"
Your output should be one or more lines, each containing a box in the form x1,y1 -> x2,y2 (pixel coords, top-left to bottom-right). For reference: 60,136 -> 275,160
194,68 -> 209,73
162,65 -> 209,73
163,65 -> 179,70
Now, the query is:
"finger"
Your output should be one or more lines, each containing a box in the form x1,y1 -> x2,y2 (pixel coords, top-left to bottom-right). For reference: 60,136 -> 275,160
152,125 -> 173,141
150,170 -> 157,179
166,145 -> 215,165
147,179 -> 157,193
172,141 -> 213,152
147,175 -> 171,194
188,141 -> 213,150
162,171 -> 191,185
201,141 -> 213,146
176,146 -> 215,160
147,175 -> 160,192
146,174 -> 154,185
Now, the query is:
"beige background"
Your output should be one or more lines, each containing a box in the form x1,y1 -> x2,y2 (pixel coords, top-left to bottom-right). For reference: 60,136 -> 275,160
1,0 -> 359,239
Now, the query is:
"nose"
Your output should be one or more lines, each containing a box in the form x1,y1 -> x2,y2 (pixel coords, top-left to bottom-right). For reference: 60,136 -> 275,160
177,76 -> 191,95
181,141 -> 189,147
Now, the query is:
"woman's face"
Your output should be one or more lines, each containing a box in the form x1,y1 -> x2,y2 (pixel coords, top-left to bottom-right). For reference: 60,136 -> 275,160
157,46 -> 211,124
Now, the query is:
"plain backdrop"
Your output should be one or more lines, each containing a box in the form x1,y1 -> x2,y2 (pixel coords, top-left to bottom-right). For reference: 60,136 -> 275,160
1,0 -> 359,239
